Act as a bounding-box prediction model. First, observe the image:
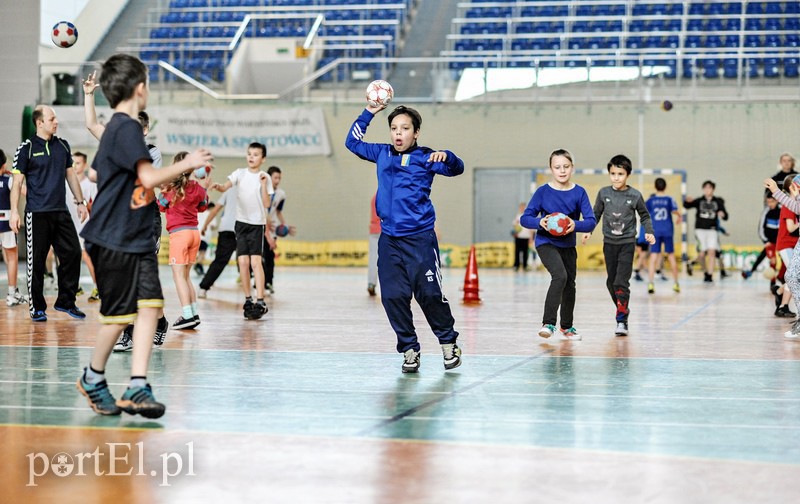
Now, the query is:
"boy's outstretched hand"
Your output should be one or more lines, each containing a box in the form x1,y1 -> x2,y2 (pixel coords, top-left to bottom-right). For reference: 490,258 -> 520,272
82,70 -> 99,95
366,103 -> 387,115
183,149 -> 213,174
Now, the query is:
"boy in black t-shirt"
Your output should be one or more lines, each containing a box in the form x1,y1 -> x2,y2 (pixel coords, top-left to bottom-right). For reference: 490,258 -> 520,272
77,54 -> 212,418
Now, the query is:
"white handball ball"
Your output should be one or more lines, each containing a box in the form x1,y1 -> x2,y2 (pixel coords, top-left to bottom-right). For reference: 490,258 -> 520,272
52,21 -> 78,48
365,79 -> 394,107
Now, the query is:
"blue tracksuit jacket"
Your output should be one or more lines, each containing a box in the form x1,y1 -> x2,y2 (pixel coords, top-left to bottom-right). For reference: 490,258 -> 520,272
345,109 -> 464,237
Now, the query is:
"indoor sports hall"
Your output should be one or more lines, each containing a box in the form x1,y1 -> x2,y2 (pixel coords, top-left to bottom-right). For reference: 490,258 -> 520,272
1,1 -> 799,503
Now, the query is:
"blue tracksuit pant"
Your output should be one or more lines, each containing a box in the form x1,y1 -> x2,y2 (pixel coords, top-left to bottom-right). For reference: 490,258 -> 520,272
378,230 -> 459,353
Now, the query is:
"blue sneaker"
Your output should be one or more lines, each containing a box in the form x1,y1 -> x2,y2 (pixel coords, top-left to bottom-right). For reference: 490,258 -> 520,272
55,305 -> 86,319
76,372 -> 121,416
31,310 -> 47,322
116,384 -> 166,419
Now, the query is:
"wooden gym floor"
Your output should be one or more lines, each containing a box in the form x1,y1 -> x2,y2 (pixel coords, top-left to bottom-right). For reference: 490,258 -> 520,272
1,264 -> 799,504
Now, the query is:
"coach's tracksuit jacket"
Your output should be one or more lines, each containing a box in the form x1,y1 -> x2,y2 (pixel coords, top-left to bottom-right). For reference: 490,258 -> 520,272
346,109 -> 464,353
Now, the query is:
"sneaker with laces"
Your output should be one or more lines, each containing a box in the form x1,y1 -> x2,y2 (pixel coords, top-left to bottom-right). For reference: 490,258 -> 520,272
266,283 -> 275,294
6,289 -> 28,307
76,371 -> 121,416
633,271 -> 643,282
784,329 -> 800,340
116,384 -> 166,418
560,327 -> 582,341
441,343 -> 462,370
538,324 -> 556,338
615,321 -> 628,336
153,316 -> 169,347
402,349 -> 420,373
31,310 -> 47,322
198,288 -> 208,299
173,315 -> 198,330
673,283 -> 681,293
54,305 -> 86,319
88,288 -> 100,302
647,282 -> 655,294
776,305 -> 797,318
113,325 -> 134,352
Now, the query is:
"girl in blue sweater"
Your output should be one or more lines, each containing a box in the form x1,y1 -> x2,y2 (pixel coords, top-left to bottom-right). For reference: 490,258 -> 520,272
346,104 -> 465,373
521,149 -> 596,341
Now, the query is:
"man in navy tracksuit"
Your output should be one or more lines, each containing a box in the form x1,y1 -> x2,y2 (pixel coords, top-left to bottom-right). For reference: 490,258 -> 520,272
10,105 -> 88,322
346,104 -> 464,373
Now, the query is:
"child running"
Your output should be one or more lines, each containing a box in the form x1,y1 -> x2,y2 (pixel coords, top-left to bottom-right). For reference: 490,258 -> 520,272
157,152 -> 209,329
521,148 -> 596,341
77,53 -> 212,417
0,149 -> 27,306
765,176 -> 800,339
646,177 -> 682,294
211,143 -> 272,320
346,104 -> 464,373
582,154 -> 654,336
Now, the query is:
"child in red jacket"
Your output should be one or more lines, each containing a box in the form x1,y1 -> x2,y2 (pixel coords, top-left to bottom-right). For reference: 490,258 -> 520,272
157,152 -> 208,330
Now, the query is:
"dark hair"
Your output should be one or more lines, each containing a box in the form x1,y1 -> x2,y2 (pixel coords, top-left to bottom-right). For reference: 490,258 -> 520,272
783,175 -> 794,192
73,151 -> 88,163
549,148 -> 574,167
248,142 -> 267,157
32,105 -> 45,125
655,177 -> 666,191
607,154 -> 632,174
267,165 -> 281,175
702,180 -> 716,189
765,190 -> 776,200
387,105 -> 422,131
100,54 -> 148,108
0,149 -> 6,166
138,110 -> 150,130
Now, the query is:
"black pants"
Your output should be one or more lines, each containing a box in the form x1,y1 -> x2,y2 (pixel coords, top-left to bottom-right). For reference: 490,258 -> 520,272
26,211 -> 81,314
536,244 -> 577,329
378,231 -> 458,353
199,231 -> 237,291
262,236 -> 275,287
603,242 -> 635,323
513,238 -> 529,269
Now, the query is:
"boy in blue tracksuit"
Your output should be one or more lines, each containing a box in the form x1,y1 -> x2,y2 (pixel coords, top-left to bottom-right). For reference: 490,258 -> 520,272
346,104 -> 464,373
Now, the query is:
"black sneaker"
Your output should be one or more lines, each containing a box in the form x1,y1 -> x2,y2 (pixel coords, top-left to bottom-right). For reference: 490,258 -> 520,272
76,371 -> 121,416
771,284 -> 783,307
193,263 -> 204,276
173,316 -> 197,330
113,325 -> 134,352
153,316 -> 169,347
776,305 -> 797,318
116,384 -> 166,419
54,305 -> 86,319
703,273 -> 713,283
250,300 -> 268,320
243,299 -> 255,319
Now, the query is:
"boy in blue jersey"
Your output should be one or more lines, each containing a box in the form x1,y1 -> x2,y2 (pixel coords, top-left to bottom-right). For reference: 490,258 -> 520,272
646,178 -> 682,294
76,54 -> 212,417
346,104 -> 464,373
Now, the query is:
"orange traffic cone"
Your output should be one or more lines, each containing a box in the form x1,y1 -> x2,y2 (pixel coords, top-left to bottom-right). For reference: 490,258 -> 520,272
462,245 -> 481,305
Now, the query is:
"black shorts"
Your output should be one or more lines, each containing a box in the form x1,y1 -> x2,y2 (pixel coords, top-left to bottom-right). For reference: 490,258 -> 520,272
235,221 -> 265,256
87,244 -> 164,324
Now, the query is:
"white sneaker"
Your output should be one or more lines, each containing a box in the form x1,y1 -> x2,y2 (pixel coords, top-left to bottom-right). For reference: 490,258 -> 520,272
784,329 -> 800,340
538,324 -> 556,338
441,343 -> 462,370
6,290 -> 28,307
198,289 -> 208,299
402,349 -> 420,373
615,322 -> 628,336
560,327 -> 582,341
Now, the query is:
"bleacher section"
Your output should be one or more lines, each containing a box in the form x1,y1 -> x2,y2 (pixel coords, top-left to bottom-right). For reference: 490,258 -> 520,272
134,0 -> 413,83
443,0 -> 800,80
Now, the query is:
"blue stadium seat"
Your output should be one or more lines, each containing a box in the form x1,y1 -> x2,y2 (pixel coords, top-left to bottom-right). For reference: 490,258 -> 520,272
746,58 -> 760,78
722,58 -> 739,78
785,61 -> 800,78
702,59 -> 719,78
764,58 -> 781,78
726,2 -> 742,14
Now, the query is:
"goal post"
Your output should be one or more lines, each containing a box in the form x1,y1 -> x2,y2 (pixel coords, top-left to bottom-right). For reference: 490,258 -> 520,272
533,169 -> 689,269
